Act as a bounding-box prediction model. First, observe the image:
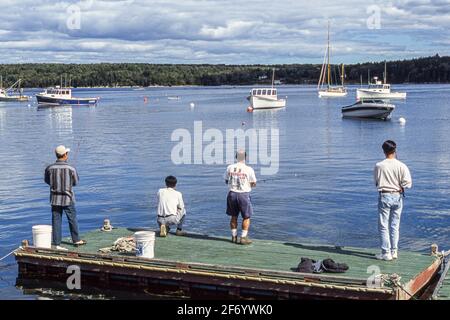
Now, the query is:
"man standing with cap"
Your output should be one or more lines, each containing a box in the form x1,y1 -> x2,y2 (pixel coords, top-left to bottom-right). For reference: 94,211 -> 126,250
45,145 -> 86,250
224,149 -> 257,245
374,140 -> 412,261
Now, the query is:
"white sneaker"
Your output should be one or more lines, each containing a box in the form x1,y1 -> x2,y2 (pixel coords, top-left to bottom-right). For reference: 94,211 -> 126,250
52,245 -> 68,251
391,250 -> 398,259
376,252 -> 393,261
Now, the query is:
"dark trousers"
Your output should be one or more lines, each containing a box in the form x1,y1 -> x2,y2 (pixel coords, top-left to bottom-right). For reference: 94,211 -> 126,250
51,204 -> 80,245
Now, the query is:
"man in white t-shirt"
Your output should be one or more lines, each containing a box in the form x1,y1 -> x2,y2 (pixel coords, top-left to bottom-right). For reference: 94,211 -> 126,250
157,176 -> 186,237
374,140 -> 412,261
224,150 -> 257,245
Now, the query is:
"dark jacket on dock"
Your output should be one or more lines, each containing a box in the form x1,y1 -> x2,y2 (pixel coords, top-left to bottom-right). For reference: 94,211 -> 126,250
44,160 -> 79,206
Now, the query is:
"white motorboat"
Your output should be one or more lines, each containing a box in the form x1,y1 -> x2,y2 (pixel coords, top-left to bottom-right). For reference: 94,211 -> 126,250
341,99 -> 395,120
247,69 -> 286,110
356,63 -> 406,100
318,21 -> 348,98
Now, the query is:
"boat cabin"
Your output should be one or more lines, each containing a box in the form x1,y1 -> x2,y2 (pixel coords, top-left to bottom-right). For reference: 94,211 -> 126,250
367,77 -> 391,91
44,86 -> 72,98
250,88 -> 278,97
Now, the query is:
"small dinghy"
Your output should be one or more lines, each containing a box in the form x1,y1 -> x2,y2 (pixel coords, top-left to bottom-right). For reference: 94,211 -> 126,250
341,99 -> 395,120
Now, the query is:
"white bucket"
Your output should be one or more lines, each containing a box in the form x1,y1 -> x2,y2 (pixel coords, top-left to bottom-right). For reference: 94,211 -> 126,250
32,225 -> 52,248
134,231 -> 155,259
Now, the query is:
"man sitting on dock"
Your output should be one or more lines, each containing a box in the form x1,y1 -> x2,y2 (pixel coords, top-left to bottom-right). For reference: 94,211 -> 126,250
44,145 -> 86,250
374,140 -> 412,261
224,150 -> 257,245
157,176 -> 186,237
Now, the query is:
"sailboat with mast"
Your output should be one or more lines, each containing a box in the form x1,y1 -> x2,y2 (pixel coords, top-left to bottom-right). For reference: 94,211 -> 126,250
0,76 -> 30,102
247,68 -> 286,110
318,22 -> 347,98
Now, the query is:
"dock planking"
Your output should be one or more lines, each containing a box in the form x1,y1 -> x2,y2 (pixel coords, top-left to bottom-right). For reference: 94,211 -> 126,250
14,227 -> 443,299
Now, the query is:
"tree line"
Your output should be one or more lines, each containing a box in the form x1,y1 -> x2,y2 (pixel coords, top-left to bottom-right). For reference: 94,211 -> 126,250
0,55 -> 448,88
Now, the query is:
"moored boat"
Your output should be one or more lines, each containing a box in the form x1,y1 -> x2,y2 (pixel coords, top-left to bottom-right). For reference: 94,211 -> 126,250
318,21 -> 348,98
36,86 -> 99,106
342,99 -> 395,120
0,77 -> 30,102
356,63 -> 406,100
247,69 -> 286,110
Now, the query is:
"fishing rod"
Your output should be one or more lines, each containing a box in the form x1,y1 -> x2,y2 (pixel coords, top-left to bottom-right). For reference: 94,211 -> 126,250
259,172 -> 302,183
71,137 -> 84,166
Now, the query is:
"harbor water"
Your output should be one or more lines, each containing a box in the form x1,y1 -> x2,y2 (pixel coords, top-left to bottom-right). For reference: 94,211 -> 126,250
1,84 -> 450,299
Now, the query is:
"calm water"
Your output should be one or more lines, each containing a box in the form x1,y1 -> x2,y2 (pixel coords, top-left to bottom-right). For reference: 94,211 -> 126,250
1,84 -> 450,299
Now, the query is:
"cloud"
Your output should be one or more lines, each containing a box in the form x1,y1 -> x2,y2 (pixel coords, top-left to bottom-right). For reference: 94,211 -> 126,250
0,0 -> 448,64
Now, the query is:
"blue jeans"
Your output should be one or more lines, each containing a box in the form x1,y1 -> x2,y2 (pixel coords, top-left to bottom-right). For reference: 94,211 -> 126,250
378,193 -> 403,254
52,204 -> 80,245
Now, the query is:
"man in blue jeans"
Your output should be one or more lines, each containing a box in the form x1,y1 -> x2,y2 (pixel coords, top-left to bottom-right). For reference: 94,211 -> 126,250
374,140 -> 412,261
44,145 -> 86,250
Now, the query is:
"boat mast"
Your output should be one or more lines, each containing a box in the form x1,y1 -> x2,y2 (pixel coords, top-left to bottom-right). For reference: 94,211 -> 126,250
384,61 -> 387,84
271,68 -> 275,89
341,64 -> 345,87
327,20 -> 331,88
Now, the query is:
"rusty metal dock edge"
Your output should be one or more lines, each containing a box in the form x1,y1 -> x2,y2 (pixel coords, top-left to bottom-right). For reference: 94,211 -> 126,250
14,246 -> 443,300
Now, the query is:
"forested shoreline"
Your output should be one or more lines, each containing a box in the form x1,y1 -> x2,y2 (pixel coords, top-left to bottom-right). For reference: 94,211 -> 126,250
0,55 -> 449,88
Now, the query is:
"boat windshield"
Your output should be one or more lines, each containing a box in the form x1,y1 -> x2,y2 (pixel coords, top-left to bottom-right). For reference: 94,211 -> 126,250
252,89 -> 277,96
368,84 -> 390,89
48,88 -> 70,95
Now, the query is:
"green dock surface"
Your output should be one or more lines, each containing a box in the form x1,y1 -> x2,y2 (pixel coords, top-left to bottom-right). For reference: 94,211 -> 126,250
65,227 -> 436,284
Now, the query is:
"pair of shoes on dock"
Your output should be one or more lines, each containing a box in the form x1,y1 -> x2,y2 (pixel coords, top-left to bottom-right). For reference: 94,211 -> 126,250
376,252 -> 398,261
231,236 -> 252,245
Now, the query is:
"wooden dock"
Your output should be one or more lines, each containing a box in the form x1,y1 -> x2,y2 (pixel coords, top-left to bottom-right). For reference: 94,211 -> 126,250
14,228 -> 444,300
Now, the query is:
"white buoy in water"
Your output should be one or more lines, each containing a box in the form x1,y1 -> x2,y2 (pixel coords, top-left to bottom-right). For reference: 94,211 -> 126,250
398,117 -> 406,125
190,102 -> 195,108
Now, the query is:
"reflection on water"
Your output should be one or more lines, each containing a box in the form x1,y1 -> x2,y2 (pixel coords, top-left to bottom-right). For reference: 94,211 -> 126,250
1,85 -> 450,299
251,108 -> 282,130
0,107 -> 5,130
41,106 -> 73,135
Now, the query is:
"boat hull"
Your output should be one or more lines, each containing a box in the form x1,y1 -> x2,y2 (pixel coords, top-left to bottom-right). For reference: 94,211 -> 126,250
318,89 -> 348,98
356,89 -> 406,100
36,95 -> 98,106
342,103 -> 395,120
249,96 -> 286,109
0,96 -> 30,102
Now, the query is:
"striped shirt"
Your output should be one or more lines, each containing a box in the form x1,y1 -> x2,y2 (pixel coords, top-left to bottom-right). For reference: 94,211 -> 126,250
44,160 -> 79,206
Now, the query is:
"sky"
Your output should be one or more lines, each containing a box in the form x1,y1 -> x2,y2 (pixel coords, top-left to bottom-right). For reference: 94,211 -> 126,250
0,0 -> 449,64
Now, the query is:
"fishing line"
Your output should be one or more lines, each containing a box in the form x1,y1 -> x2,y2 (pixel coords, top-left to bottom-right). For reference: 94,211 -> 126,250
0,249 -> 16,262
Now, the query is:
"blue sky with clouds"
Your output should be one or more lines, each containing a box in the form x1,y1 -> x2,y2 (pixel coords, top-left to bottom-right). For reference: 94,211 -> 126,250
0,0 -> 448,64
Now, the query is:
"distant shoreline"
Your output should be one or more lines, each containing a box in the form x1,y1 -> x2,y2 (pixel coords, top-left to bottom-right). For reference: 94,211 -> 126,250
0,55 -> 448,88
19,82 -> 450,90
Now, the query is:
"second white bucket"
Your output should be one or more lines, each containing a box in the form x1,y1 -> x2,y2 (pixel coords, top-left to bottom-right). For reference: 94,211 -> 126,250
32,225 -> 52,248
134,231 -> 155,259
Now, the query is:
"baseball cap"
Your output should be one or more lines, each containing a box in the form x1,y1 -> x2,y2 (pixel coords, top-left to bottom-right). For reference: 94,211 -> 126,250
55,145 -> 71,156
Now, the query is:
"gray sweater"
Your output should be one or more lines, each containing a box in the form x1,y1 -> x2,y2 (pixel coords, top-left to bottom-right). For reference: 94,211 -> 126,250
374,158 -> 412,192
